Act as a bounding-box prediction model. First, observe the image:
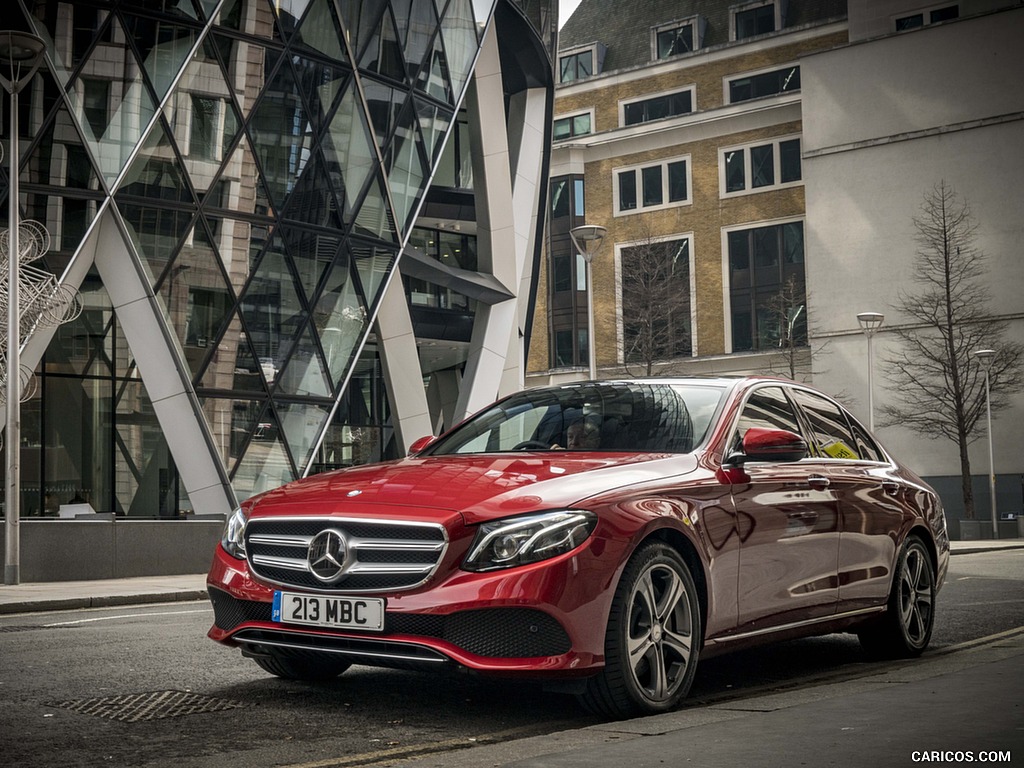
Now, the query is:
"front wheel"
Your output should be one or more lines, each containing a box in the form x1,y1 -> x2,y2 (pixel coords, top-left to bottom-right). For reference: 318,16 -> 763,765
859,537 -> 935,659
578,542 -> 701,718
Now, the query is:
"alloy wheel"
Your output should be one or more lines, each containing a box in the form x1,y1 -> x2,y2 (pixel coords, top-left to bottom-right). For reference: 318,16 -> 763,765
626,561 -> 695,703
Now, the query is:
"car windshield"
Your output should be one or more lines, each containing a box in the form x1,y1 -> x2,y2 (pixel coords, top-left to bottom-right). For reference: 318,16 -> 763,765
426,383 -> 725,455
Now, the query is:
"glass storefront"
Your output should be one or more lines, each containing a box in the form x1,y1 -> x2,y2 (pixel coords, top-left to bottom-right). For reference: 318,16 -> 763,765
0,0 -> 553,522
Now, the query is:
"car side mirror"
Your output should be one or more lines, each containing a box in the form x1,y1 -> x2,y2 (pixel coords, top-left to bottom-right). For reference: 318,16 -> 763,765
729,427 -> 808,465
408,435 -> 436,455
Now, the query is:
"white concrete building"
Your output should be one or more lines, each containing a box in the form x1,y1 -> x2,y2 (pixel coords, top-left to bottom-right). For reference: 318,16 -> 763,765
802,1 -> 1024,528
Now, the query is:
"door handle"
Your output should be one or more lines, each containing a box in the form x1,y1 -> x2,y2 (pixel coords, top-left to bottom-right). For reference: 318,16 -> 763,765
883,481 -> 901,496
807,475 -> 831,490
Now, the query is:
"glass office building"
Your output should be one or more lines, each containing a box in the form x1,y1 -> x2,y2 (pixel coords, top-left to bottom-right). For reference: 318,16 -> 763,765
1,0 -> 554,520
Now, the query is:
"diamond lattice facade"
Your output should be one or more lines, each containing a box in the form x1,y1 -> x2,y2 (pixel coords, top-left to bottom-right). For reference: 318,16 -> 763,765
1,0 -> 555,520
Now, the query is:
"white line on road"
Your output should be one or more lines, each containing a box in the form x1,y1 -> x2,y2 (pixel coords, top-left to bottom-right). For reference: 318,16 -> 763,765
44,608 -> 212,627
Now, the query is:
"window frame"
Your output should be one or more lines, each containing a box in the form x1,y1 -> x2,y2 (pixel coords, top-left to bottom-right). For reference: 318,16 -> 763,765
894,3 -> 959,31
719,135 -> 802,198
558,44 -> 601,84
651,15 -> 703,60
619,85 -> 696,128
722,216 -> 806,353
726,62 -> 800,104
730,0 -> 784,41
613,155 -> 692,217
615,232 -> 696,363
552,108 -> 595,141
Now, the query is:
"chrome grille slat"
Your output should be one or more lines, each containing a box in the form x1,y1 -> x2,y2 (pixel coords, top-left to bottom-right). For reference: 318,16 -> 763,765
350,538 -> 446,553
251,555 -> 310,572
244,516 -> 449,593
248,534 -> 313,548
348,562 -> 435,575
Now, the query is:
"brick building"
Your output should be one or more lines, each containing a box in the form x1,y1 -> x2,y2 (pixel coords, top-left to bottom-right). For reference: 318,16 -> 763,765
528,0 -> 847,383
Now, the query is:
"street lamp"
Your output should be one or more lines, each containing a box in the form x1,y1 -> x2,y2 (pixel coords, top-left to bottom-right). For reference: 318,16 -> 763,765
1,30 -> 46,585
569,224 -> 606,381
856,311 -> 884,431
974,348 -> 997,538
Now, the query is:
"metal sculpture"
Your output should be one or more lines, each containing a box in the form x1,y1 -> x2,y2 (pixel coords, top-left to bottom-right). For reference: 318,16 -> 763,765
0,145 -> 83,409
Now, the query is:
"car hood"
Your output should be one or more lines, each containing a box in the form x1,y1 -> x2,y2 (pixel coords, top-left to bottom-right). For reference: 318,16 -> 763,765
248,452 -> 699,525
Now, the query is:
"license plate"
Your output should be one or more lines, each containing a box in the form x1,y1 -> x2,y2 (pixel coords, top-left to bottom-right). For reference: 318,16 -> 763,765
273,591 -> 384,631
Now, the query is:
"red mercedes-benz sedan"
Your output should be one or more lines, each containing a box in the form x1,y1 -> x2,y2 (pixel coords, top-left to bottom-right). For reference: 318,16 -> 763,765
207,378 -> 949,717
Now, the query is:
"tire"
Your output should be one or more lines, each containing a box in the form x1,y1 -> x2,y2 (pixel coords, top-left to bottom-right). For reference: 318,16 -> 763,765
859,537 -> 936,659
578,542 -> 701,718
253,654 -> 351,681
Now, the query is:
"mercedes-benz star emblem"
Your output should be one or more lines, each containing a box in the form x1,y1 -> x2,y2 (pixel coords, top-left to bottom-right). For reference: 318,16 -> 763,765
307,529 -> 349,583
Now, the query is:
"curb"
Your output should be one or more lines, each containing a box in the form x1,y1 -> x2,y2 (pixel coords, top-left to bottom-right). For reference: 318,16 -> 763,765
0,589 -> 209,615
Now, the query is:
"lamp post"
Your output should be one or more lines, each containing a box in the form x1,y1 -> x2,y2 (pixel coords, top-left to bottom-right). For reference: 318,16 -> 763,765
974,348 -> 997,538
1,30 -> 46,585
856,311 -> 884,431
569,224 -> 606,381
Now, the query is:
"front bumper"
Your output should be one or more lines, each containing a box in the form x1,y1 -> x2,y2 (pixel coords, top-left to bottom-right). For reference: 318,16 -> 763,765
206,535 -> 621,677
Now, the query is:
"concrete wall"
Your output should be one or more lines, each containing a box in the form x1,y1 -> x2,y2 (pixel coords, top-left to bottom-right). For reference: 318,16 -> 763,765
0,520 -> 223,582
846,0 -> 1011,43
801,8 -> 1024,515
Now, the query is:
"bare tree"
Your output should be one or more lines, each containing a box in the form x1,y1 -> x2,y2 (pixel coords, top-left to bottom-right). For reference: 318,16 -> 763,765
881,181 -> 1022,519
761,274 -> 808,380
620,230 -> 691,377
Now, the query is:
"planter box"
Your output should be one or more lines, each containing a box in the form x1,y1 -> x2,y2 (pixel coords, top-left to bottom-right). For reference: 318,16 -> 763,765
958,519 -> 994,540
0,519 -> 222,582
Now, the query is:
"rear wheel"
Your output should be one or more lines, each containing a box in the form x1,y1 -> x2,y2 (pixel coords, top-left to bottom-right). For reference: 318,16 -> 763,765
578,542 -> 701,718
859,537 -> 935,659
253,654 -> 351,681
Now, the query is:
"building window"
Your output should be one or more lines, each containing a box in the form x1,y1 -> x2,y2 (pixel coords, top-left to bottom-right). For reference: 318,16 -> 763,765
614,157 -> 690,215
720,137 -> 801,196
559,49 -> 593,83
728,65 -> 799,103
548,175 -> 589,369
190,95 -> 224,162
553,111 -> 593,140
434,109 -> 473,189
82,78 -> 109,137
621,237 -> 692,365
655,22 -> 695,59
551,177 -> 585,219
622,88 -> 694,127
733,2 -> 778,40
727,220 -> 805,352
895,4 -> 958,31
408,226 -> 478,272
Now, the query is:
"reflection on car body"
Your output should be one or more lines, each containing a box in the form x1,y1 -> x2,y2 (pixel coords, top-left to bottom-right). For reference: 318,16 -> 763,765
207,377 -> 949,717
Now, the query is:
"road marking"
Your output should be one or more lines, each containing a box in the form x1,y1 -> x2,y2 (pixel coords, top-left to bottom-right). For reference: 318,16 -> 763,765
44,608 -> 211,627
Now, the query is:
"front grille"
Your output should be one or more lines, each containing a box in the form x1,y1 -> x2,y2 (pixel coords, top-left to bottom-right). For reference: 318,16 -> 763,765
211,588 -> 571,658
245,516 -> 448,593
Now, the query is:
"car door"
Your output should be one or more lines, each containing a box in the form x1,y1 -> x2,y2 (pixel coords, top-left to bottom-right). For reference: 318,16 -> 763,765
802,400 -> 908,611
728,385 -> 841,634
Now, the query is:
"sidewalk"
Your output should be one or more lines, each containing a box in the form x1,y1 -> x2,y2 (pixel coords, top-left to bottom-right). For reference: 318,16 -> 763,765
0,539 -> 1021,616
398,629 -> 1024,768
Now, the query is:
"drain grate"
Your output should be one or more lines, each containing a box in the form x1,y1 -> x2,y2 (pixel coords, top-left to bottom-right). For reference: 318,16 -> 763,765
50,690 -> 245,722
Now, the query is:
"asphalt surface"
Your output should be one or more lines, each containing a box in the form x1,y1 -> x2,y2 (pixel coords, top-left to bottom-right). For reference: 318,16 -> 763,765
1,539 -> 1022,768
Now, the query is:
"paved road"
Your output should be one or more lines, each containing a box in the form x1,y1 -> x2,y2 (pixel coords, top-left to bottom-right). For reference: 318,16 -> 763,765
0,549 -> 1021,768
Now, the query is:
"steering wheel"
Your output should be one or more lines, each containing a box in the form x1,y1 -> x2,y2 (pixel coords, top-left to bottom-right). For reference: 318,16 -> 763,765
512,440 -> 551,451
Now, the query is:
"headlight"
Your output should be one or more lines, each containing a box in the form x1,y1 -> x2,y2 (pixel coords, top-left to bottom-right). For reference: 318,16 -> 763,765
463,510 -> 597,572
221,507 -> 248,560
